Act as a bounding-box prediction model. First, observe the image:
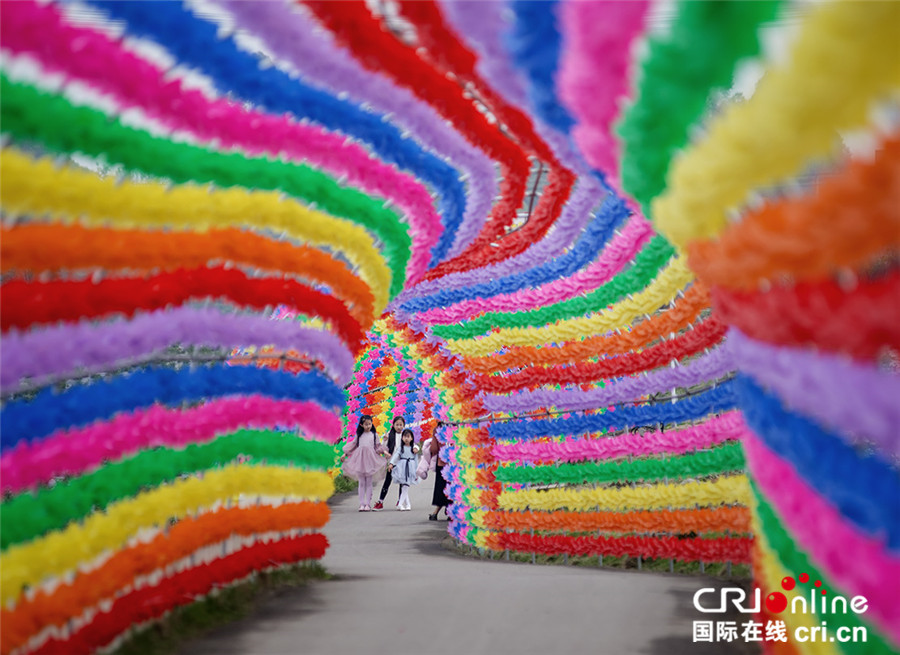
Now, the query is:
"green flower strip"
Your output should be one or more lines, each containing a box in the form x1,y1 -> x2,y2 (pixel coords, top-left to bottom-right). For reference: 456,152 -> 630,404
432,236 -> 675,340
0,429 -> 338,551
617,1 -> 781,217
751,482 -> 893,655
495,442 -> 744,485
0,75 -> 410,296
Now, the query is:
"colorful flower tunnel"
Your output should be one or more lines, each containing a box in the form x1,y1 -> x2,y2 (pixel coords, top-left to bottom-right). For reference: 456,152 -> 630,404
2,1 -> 897,654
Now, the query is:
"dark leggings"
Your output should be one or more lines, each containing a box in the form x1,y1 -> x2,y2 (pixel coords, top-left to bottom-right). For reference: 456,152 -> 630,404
431,463 -> 451,508
378,469 -> 402,502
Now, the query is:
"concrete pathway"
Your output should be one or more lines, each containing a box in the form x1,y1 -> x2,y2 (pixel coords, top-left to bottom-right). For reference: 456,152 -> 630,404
181,481 -> 750,655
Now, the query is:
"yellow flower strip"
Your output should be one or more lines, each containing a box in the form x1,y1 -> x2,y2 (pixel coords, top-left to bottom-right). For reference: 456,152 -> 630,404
461,468 -> 482,488
469,512 -> 493,537
653,1 -> 900,250
497,474 -> 749,512
0,149 -> 391,312
445,257 -> 694,357
0,465 -> 332,605
752,513 -> 842,655
473,527 -> 492,550
456,447 -> 481,467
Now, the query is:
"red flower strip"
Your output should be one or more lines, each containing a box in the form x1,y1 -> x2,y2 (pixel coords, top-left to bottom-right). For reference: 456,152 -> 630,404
425,167 -> 574,279
30,533 -> 327,655
460,283 -> 712,372
1,266 -> 364,352
394,0 -> 577,277
494,531 -> 753,564
301,0 -> 533,277
711,267 -> 900,362
396,0 -> 557,164
2,503 -> 329,654
470,315 -> 727,393
1,224 -> 375,327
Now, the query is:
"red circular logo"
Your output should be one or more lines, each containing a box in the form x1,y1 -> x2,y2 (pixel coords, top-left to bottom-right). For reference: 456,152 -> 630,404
765,592 -> 788,614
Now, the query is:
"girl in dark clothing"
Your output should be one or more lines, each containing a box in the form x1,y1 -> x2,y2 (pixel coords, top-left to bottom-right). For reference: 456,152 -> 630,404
417,434 -> 451,520
373,416 -> 405,510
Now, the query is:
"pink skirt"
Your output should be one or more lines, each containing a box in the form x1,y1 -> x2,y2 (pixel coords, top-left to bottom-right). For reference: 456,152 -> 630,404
342,446 -> 387,481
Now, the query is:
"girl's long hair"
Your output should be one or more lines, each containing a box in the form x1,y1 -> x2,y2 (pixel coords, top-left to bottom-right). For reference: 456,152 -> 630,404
429,433 -> 441,456
355,415 -> 375,447
386,415 -> 405,452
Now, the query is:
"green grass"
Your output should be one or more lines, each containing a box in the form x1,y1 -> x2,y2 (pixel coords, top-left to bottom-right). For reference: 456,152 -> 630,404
333,473 -> 358,494
110,563 -> 329,655
444,537 -> 751,580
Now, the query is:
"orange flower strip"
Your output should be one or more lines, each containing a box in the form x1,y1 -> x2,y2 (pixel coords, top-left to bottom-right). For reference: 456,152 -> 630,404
0,224 -> 375,328
473,468 -> 497,486
466,445 -> 497,465
468,314 -> 726,392
481,506 -> 751,535
688,137 -> 900,291
462,428 -> 494,447
459,282 -> 711,373
1,502 -> 329,655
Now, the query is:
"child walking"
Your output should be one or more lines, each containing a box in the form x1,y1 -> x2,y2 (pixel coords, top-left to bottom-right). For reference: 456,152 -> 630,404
342,415 -> 389,511
388,428 -> 420,511
417,433 -> 452,520
374,415 -> 405,510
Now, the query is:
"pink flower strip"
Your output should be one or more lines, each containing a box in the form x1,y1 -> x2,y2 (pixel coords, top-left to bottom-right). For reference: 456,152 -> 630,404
744,430 -> 900,644
1,0 -> 440,282
1,396 -> 341,494
558,0 -> 649,185
417,215 -> 654,324
493,411 -> 743,463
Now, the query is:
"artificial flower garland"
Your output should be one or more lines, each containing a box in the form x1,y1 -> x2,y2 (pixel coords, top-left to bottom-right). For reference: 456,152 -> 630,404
1,366 -> 343,448
445,258 -> 695,357
460,283 -> 712,372
1,503 -> 328,654
1,430 -> 337,549
1,397 -> 340,494
652,1 -> 900,250
0,74 -> 414,293
497,474 -> 750,513
1,267 -> 364,353
0,0 -> 448,276
0,224 -> 375,327
0,149 -> 392,311
0,464 -> 333,604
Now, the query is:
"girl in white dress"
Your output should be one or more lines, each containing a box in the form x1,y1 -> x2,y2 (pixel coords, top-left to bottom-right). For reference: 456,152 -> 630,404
388,429 -> 420,511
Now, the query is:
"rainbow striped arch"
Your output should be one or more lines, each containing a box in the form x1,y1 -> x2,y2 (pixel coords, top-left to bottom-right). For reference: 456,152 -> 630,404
1,1 -> 897,654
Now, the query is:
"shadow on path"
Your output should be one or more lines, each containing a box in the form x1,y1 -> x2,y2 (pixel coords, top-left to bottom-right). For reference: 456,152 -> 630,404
180,481 -> 756,655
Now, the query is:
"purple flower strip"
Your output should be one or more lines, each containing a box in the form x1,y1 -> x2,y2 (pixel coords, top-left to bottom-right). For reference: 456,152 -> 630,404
729,328 -> 900,459
213,0 -> 497,258
481,345 -> 734,413
1,306 -> 355,390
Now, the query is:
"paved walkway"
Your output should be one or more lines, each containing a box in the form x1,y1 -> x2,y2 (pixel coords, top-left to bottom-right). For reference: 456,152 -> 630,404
181,481 -> 749,655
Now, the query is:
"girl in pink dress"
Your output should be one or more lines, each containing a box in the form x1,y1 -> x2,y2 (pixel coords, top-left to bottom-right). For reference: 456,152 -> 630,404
342,415 -> 389,511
